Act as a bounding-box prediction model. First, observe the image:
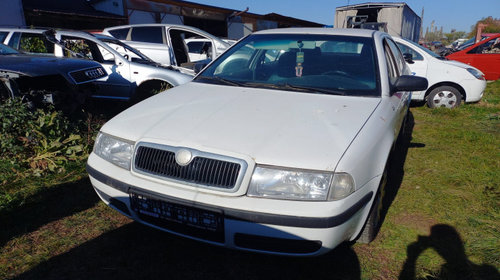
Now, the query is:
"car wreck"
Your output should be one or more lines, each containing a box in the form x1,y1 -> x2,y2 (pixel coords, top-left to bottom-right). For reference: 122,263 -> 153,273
0,43 -> 107,109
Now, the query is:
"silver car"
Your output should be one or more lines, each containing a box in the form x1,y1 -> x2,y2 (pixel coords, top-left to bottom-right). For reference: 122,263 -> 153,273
1,28 -> 192,102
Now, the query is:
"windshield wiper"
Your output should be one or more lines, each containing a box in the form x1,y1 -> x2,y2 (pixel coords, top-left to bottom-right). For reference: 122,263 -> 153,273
197,76 -> 245,86
244,82 -> 346,96
277,83 -> 346,96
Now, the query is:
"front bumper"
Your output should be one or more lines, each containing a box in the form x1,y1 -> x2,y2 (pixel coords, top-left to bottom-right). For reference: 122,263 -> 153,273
86,155 -> 377,256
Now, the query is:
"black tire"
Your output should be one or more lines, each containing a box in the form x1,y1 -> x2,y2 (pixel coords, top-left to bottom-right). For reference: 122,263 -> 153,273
358,166 -> 387,243
426,86 -> 462,108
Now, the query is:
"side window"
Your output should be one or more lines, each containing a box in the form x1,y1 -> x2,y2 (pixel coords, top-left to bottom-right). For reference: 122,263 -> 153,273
130,26 -> 164,44
396,42 -> 424,61
0,32 -> 8,43
384,42 -> 399,84
18,33 -> 55,55
7,32 -> 21,49
61,36 -> 105,62
108,28 -> 129,40
468,38 -> 500,54
386,39 -> 405,74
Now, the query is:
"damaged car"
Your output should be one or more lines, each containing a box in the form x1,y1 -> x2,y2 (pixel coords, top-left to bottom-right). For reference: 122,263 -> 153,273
0,43 -> 106,109
101,24 -> 230,74
1,28 -> 193,102
86,28 -> 427,256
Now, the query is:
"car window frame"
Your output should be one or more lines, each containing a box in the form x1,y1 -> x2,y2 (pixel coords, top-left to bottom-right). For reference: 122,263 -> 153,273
395,41 -> 424,61
130,26 -> 166,44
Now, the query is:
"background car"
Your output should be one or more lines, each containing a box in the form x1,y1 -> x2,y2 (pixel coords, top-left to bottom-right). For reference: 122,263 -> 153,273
86,28 -> 427,256
0,43 -> 106,110
394,36 -> 486,108
446,34 -> 500,81
101,24 -> 230,73
0,28 -> 192,102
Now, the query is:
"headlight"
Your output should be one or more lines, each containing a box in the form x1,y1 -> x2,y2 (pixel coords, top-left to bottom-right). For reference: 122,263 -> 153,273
248,166 -> 337,201
467,68 -> 484,80
93,132 -> 134,170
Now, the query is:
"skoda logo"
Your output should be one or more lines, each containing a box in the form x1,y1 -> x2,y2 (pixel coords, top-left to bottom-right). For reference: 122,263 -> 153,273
175,149 -> 193,166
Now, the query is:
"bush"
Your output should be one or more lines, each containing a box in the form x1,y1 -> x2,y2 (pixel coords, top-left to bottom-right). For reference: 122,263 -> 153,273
0,98 -> 90,176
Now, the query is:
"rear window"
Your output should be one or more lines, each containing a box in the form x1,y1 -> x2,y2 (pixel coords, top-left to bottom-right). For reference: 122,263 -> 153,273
131,26 -> 163,44
108,28 -> 129,40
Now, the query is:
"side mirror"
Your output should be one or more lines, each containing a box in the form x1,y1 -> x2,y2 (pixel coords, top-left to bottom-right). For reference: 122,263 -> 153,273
393,75 -> 428,93
193,59 -> 211,74
403,53 -> 414,64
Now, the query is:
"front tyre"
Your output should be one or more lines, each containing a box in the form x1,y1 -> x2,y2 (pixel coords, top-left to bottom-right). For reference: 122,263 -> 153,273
358,166 -> 387,243
426,86 -> 462,108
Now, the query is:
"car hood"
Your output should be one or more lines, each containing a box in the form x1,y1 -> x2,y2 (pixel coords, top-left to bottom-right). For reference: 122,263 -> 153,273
102,82 -> 381,171
0,54 -> 100,77
438,58 -> 473,69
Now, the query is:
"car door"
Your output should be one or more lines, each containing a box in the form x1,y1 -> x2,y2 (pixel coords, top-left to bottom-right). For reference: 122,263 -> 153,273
384,38 -> 411,136
60,35 -> 133,100
167,27 -> 216,66
395,40 -> 427,99
465,36 -> 500,80
127,26 -> 171,66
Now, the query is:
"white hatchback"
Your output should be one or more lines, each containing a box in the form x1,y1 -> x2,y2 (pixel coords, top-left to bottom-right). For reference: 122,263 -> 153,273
87,28 -> 427,256
394,37 -> 486,108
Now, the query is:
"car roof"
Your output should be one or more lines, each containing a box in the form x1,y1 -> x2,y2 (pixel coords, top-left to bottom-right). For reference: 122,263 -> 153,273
103,24 -> 226,43
254,28 -> 377,38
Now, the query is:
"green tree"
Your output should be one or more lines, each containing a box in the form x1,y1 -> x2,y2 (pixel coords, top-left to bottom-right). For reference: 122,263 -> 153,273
469,16 -> 500,37
444,31 -> 467,45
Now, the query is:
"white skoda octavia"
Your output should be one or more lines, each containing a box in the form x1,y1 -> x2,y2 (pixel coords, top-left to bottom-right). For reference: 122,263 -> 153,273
87,28 -> 427,256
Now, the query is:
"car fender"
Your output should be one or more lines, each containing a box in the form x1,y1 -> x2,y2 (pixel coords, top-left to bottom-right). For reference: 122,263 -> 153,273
333,97 -> 400,239
134,68 -> 193,88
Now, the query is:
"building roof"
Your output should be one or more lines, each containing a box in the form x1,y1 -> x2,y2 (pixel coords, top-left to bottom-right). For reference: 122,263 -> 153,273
22,0 -> 126,20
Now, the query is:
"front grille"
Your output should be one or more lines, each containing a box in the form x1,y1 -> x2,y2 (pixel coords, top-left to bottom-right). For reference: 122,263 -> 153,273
69,66 -> 107,84
134,145 -> 242,189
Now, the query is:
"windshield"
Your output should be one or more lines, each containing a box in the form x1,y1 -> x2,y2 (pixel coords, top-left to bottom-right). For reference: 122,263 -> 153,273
0,44 -> 19,55
195,34 -> 380,97
100,37 -> 154,64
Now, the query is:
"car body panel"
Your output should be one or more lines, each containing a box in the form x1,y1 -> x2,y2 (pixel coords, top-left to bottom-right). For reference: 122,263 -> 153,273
0,28 -> 192,100
394,37 -> 486,102
446,34 -> 500,81
87,28 -> 420,256
101,24 -> 230,73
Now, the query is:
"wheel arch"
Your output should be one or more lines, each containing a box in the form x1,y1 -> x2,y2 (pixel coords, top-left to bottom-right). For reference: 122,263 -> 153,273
425,82 -> 466,101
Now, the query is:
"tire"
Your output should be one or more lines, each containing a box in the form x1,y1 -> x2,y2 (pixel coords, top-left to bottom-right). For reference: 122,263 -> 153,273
358,166 -> 387,243
426,86 -> 462,108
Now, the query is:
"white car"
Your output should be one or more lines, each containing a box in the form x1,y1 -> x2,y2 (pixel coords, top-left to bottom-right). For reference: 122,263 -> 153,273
87,28 -> 427,256
393,37 -> 486,108
102,24 -> 230,73
0,28 -> 192,102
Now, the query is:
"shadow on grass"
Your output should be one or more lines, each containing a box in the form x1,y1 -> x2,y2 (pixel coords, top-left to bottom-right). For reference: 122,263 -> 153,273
399,224 -> 500,280
375,111 -> 418,238
14,222 -> 362,280
0,177 -> 100,248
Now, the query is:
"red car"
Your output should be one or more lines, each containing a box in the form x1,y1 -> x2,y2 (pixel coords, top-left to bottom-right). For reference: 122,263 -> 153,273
446,34 -> 500,80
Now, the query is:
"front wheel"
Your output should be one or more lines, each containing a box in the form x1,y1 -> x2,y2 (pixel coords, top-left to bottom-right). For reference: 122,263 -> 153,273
426,86 -> 462,108
358,165 -> 387,243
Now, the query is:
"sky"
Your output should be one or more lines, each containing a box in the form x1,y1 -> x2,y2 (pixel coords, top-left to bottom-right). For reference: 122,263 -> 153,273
190,0 -> 500,34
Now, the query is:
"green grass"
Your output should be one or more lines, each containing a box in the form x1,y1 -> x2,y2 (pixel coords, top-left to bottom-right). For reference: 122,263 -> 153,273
1,81 -> 499,279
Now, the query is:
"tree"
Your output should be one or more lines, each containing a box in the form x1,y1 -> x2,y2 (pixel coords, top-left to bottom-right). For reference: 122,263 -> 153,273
469,16 -> 500,37
444,31 -> 467,45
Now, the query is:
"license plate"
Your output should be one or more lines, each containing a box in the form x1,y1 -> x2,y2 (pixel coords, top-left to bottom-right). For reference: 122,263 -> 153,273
129,192 -> 224,235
